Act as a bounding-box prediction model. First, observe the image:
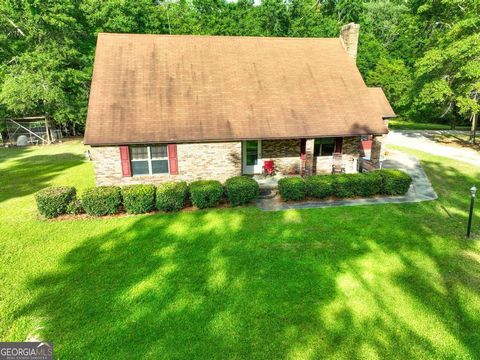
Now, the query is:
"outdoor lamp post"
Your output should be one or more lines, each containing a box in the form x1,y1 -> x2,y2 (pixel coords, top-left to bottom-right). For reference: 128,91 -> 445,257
467,185 -> 477,238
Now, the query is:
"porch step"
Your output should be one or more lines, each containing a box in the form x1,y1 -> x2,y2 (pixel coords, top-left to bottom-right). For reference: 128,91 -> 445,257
252,174 -> 284,190
258,188 -> 277,199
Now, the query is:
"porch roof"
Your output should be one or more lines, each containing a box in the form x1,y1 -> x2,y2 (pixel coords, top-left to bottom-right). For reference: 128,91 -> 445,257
85,34 -> 391,146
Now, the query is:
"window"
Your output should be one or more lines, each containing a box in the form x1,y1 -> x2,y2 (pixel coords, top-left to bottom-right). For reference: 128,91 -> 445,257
130,145 -> 169,175
314,138 -> 335,156
245,140 -> 259,166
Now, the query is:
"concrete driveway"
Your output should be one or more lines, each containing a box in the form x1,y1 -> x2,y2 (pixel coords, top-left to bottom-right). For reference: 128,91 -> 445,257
386,130 -> 480,166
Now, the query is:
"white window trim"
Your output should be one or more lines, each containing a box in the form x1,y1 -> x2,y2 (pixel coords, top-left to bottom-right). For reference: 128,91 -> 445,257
130,145 -> 169,176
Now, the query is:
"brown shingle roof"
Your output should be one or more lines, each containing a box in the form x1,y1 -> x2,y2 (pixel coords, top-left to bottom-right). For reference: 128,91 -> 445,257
369,87 -> 396,119
84,33 -> 391,146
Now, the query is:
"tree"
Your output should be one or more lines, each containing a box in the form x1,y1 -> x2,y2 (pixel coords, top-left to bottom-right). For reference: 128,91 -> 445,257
356,32 -> 387,76
289,0 -> 339,37
258,0 -> 290,36
81,0 -> 170,34
361,1 -> 409,48
0,0 -> 475,132
319,0 -> 363,23
413,2 -> 480,132
366,58 -> 413,111
0,0 -> 91,132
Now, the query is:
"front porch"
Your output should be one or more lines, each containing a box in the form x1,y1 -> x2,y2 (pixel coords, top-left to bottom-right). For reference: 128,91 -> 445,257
241,136 -> 384,178
256,149 -> 437,211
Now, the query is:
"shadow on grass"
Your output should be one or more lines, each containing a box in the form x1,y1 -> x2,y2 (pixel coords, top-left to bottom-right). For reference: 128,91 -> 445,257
14,158 -> 480,359
0,152 -> 84,204
427,134 -> 480,152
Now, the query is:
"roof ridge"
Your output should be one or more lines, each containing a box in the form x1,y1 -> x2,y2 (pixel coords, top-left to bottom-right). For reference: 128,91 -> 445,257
97,33 -> 341,41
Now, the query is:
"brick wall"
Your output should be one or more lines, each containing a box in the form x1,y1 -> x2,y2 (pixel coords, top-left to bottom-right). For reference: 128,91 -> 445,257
262,139 -> 301,175
90,142 -> 242,185
90,137 -> 363,185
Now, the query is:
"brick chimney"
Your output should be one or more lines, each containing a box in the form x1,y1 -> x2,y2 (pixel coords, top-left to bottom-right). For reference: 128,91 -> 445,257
340,23 -> 360,60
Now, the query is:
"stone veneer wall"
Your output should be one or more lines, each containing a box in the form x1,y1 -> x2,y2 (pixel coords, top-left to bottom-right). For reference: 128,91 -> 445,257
340,23 -> 360,59
361,134 -> 386,171
90,142 -> 242,185
261,140 -> 301,175
341,136 -> 360,173
313,136 -> 360,174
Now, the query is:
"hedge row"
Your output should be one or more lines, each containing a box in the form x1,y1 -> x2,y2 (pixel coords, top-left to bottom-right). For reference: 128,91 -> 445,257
36,171 -> 412,218
279,170 -> 412,201
35,176 -> 260,218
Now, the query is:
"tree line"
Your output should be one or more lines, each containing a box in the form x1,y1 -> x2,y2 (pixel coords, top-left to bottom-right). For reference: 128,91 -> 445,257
0,0 -> 479,135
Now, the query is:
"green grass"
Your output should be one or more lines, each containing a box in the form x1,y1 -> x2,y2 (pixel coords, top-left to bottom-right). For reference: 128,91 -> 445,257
1,140 -> 480,359
388,119 -> 470,130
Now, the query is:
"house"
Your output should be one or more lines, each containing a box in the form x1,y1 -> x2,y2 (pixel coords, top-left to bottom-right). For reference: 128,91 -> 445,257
84,23 -> 395,185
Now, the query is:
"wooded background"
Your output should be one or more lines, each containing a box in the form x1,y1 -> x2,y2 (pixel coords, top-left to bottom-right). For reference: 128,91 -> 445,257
0,0 -> 479,134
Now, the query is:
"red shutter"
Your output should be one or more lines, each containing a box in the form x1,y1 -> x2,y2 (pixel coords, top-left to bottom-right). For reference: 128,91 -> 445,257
334,137 -> 343,153
119,146 -> 131,177
168,144 -> 178,175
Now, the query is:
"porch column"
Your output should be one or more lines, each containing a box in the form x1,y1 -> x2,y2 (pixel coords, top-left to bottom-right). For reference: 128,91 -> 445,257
370,134 -> 386,168
305,138 -> 315,175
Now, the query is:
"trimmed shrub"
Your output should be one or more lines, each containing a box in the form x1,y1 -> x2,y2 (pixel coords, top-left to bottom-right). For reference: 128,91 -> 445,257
355,172 -> 383,197
35,186 -> 76,218
82,186 -> 122,216
189,180 -> 224,209
156,182 -> 188,212
278,177 -> 306,201
378,169 -> 412,195
66,199 -> 84,215
305,175 -> 334,199
332,173 -> 383,198
225,176 -> 259,206
332,174 -> 357,198
122,184 -> 156,214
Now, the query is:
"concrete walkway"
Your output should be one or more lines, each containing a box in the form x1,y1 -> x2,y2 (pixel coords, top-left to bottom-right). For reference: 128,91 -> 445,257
253,173 -> 287,189
387,130 -> 480,166
256,150 -> 437,211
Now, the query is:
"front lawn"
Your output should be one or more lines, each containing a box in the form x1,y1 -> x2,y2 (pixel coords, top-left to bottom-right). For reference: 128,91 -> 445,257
0,140 -> 479,359
388,119 -> 470,130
